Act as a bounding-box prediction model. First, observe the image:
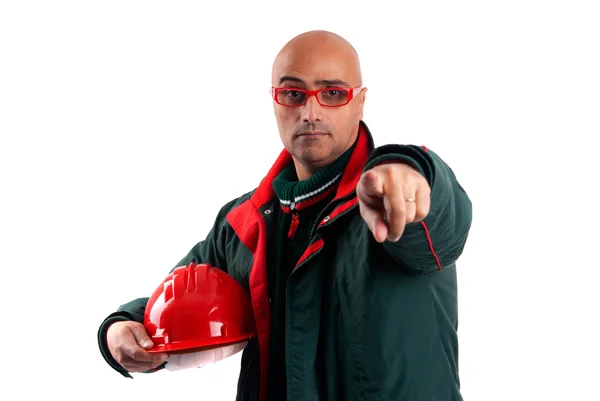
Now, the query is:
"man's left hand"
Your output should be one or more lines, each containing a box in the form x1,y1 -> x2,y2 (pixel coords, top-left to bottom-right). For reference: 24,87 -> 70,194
356,163 -> 431,243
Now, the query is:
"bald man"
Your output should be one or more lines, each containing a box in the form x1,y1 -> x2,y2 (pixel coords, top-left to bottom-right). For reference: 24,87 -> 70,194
98,30 -> 472,401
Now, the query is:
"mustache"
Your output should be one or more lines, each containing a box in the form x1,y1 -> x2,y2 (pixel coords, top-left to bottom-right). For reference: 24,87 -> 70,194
293,122 -> 330,135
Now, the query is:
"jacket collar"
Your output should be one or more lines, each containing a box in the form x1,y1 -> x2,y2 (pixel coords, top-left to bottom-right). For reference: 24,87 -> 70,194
250,121 -> 374,209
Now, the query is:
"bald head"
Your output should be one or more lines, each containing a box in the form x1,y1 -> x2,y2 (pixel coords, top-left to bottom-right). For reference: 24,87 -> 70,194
271,30 -> 362,87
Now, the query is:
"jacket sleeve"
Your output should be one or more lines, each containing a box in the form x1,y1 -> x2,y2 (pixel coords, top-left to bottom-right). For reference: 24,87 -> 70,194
364,145 -> 472,272
97,196 -> 241,377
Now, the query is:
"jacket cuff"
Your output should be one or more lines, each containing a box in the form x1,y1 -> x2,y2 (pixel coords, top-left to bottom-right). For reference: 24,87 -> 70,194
97,312 -> 135,378
364,145 -> 434,185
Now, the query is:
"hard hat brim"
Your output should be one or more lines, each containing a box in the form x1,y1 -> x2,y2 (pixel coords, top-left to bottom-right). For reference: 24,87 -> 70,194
146,333 -> 253,355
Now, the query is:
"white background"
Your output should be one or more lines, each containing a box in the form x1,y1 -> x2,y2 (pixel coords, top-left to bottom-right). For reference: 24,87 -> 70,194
1,1 -> 599,400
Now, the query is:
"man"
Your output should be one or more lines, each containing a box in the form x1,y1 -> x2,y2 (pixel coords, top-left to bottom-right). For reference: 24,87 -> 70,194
98,30 -> 472,401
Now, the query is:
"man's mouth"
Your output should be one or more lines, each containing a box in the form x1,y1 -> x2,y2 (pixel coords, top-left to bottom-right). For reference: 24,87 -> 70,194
298,131 -> 328,137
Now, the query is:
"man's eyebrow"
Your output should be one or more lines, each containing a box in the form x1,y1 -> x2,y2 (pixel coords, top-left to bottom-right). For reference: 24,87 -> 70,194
316,79 -> 350,87
279,76 -> 305,85
277,77 -> 351,87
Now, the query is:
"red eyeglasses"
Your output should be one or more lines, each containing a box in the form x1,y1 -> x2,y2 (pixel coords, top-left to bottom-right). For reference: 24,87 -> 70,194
271,86 -> 362,107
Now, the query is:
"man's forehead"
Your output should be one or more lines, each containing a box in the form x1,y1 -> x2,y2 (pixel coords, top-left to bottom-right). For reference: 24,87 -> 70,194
272,51 -> 361,87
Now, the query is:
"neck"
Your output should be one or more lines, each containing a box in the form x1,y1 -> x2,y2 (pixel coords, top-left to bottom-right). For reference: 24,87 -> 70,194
293,161 -> 321,181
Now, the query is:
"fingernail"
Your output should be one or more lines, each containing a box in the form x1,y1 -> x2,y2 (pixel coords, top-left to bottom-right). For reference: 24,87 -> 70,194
142,340 -> 152,348
160,354 -> 169,361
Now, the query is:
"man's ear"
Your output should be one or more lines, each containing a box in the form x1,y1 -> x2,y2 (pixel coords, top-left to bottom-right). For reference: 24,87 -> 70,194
358,87 -> 367,120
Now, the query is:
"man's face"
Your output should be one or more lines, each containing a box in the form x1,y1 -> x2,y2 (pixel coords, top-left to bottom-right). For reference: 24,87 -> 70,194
272,43 -> 366,177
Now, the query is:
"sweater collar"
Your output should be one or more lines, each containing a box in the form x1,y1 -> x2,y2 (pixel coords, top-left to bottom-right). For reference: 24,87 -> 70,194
272,140 -> 355,213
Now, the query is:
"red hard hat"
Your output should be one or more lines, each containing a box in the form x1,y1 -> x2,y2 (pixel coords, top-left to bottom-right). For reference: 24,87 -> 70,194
144,262 -> 255,354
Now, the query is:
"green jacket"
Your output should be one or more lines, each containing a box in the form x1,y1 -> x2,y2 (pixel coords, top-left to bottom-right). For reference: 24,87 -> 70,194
98,121 -> 472,401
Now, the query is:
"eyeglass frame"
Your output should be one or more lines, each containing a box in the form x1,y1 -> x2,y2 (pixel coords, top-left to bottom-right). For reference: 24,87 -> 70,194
270,86 -> 363,107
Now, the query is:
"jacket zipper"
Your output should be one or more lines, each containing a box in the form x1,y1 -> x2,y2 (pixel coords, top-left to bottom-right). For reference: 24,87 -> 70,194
287,203 -> 299,239
308,191 -> 356,239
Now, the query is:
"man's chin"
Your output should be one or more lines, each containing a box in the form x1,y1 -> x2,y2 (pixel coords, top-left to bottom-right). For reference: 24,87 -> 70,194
296,150 -> 334,169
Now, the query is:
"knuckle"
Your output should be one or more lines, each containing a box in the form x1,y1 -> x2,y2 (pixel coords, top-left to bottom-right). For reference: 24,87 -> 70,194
364,170 -> 379,187
422,185 -> 431,197
363,168 -> 376,180
381,164 -> 394,175
114,353 -> 126,364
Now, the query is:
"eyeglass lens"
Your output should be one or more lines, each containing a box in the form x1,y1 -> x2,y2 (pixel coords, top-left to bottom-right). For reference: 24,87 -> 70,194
276,89 -> 350,106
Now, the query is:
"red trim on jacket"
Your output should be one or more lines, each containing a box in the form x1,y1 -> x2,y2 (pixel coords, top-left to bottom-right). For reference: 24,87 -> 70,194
251,149 -> 293,209
334,124 -> 371,199
296,238 -> 324,267
420,221 -> 443,271
226,202 -> 272,401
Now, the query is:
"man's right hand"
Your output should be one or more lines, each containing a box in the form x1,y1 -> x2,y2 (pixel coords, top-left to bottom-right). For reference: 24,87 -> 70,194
107,320 -> 169,372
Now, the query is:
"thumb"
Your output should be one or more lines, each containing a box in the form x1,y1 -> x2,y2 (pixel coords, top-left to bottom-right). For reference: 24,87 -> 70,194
129,322 -> 154,349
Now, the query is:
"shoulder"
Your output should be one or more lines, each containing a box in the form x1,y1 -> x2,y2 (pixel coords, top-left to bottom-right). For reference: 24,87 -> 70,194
215,188 -> 259,218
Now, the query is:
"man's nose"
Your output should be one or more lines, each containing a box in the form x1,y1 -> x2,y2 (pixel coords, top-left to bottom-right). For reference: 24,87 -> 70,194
301,95 -> 323,123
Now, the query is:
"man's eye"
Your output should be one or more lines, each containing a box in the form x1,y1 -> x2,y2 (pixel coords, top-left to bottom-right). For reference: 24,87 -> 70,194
286,90 -> 302,98
323,89 -> 345,98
